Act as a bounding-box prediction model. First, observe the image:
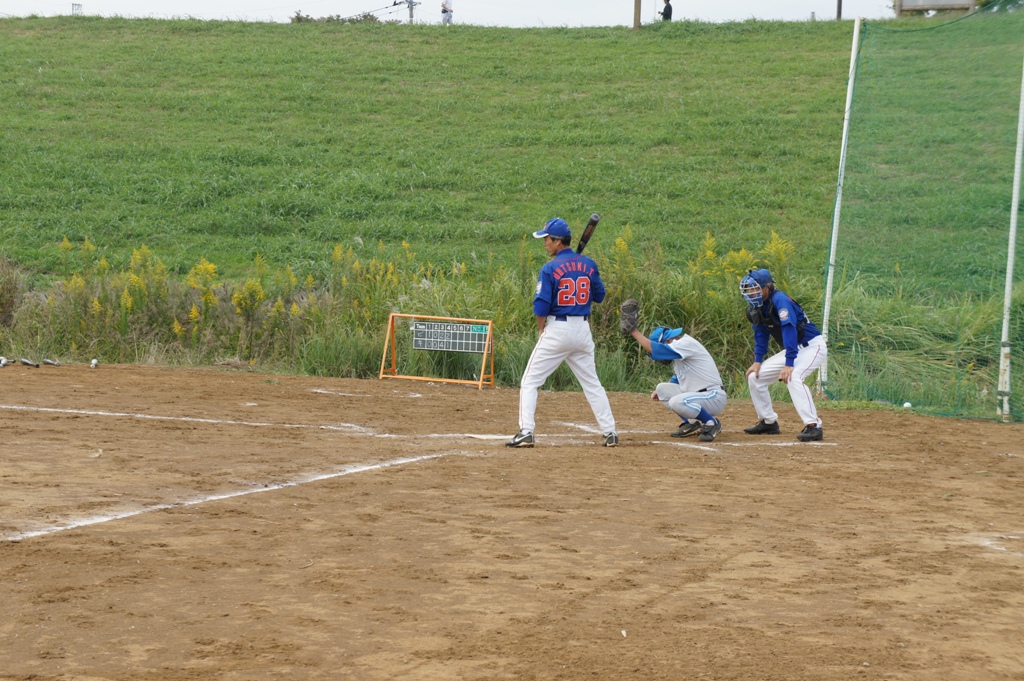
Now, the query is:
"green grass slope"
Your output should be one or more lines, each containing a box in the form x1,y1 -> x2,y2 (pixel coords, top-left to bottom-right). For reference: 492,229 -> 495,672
0,17 -> 854,279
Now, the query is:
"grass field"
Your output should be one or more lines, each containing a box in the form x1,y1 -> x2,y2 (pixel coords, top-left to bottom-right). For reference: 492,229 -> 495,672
0,13 -> 1021,419
0,17 -> 853,280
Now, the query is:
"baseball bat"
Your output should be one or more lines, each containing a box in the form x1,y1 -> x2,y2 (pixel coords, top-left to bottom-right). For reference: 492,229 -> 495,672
20,358 -> 40,368
575,213 -> 601,254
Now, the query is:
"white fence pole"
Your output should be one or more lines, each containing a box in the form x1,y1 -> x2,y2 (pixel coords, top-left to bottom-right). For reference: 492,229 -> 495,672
997,51 -> 1024,422
819,17 -> 862,395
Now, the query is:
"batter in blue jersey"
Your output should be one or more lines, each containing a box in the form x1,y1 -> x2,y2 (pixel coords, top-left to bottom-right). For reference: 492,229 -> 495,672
533,247 -> 605,318
507,218 -> 617,448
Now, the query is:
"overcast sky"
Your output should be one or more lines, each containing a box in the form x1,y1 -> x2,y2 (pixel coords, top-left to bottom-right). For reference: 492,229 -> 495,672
4,0 -> 895,26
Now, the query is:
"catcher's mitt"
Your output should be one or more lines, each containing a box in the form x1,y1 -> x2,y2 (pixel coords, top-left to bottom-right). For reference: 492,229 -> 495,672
619,298 -> 640,335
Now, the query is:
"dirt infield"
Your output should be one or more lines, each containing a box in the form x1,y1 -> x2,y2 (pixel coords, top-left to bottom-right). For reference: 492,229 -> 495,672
1,363 -> 1022,681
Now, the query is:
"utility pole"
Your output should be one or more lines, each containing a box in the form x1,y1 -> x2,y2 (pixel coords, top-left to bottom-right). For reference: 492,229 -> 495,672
633,0 -> 641,29
837,0 -> 842,19
406,0 -> 419,24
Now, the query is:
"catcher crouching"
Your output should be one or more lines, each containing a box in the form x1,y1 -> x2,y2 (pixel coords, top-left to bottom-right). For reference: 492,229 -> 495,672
619,298 -> 728,442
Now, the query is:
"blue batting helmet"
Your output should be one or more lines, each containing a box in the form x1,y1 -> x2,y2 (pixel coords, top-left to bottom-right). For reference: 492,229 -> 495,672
649,326 -> 684,344
533,218 -> 571,239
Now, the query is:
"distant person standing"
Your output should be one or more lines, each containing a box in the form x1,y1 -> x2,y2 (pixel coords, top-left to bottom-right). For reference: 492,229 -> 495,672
441,0 -> 453,24
658,0 -> 672,21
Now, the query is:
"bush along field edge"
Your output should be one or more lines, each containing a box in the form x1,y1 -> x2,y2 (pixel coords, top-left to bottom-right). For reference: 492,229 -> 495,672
0,230 -> 1019,420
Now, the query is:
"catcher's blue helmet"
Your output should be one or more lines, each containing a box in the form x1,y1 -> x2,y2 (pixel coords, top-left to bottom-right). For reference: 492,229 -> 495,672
740,268 -> 774,307
649,326 -> 684,344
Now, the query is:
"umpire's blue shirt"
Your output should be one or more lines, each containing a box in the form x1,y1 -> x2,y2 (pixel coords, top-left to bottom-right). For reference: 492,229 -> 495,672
533,249 -> 606,317
753,290 -> 821,366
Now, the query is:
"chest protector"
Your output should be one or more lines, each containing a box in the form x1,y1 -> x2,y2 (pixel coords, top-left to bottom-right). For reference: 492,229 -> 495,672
746,293 -> 807,348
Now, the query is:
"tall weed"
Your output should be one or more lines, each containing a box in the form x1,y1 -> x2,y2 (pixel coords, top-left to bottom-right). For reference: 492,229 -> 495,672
1,232 -> 1018,421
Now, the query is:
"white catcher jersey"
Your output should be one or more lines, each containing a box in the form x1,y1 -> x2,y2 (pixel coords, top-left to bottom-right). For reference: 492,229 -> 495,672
663,334 -> 723,392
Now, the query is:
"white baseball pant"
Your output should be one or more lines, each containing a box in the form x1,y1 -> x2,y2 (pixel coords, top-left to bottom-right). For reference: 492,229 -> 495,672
655,384 -> 727,421
518,315 -> 616,435
747,335 -> 827,427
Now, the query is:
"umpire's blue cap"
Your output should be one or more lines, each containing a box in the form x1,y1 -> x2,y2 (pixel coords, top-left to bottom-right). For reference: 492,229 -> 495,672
746,268 -> 774,287
533,218 -> 571,239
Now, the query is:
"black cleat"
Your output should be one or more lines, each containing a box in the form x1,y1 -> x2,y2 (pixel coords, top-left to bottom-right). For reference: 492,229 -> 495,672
744,419 -> 780,435
506,430 -> 535,448
698,420 -> 723,443
671,421 -> 703,438
603,433 -> 619,447
797,424 -> 823,442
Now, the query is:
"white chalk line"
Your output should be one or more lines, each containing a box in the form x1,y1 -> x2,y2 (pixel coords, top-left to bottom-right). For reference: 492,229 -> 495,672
0,404 -> 674,441
1,453 -> 449,542
555,423 -> 668,435
312,388 -> 422,398
0,404 -> 840,447
558,421 -> 842,447
660,439 -> 838,453
663,440 -> 718,452
720,440 -> 837,448
0,403 -> 376,433
963,533 -> 1024,558
556,421 -> 604,434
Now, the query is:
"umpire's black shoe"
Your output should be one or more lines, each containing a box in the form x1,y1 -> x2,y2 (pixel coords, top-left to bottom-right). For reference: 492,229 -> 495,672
744,419 -> 780,435
506,430 -> 535,448
797,424 -> 824,442
671,421 -> 703,438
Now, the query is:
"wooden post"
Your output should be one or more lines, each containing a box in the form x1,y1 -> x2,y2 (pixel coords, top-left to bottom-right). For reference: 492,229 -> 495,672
633,0 -> 641,29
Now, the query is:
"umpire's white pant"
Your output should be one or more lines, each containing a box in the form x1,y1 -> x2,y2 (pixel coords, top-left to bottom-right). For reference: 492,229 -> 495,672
655,384 -> 727,421
748,335 -> 827,427
518,316 -> 616,436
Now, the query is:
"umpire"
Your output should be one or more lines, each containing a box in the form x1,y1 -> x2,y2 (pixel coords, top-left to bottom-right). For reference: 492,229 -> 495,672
739,268 -> 827,442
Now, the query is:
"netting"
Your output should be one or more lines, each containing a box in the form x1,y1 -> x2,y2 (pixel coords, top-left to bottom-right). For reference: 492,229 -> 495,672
825,3 -> 1024,420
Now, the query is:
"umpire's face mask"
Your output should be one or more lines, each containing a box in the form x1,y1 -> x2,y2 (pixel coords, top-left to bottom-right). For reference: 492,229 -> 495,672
740,276 -> 765,307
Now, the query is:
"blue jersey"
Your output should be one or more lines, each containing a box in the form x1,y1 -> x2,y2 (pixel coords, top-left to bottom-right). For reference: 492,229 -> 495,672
533,249 -> 606,317
752,289 -> 821,366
